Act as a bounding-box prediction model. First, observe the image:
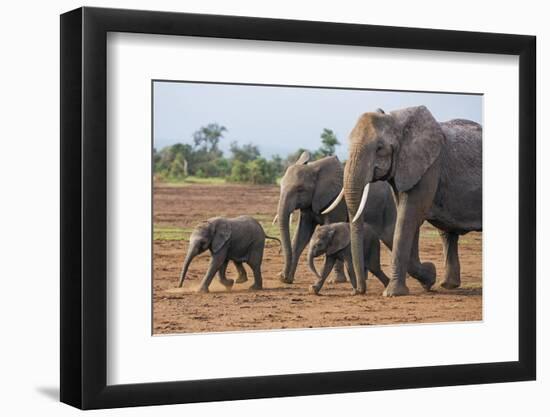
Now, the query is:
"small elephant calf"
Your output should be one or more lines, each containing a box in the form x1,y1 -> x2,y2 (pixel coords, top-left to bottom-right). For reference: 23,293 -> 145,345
178,215 -> 280,293
307,222 -> 390,295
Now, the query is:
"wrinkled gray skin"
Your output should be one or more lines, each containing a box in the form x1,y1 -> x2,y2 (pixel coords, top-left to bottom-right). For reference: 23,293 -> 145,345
277,151 -> 435,292
307,223 -> 390,295
343,106 -> 482,296
178,216 -> 279,293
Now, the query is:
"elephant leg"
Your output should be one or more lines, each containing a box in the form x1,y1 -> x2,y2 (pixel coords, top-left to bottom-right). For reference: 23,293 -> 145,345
285,212 -> 315,283
309,256 -> 336,295
329,260 -> 347,283
366,240 -> 390,288
381,213 -> 435,291
249,264 -> 263,291
439,231 -> 461,289
197,252 -> 227,293
248,244 -> 264,290
234,262 -> 248,283
217,260 -> 234,290
407,228 -> 437,291
384,199 -> 427,297
384,160 -> 439,297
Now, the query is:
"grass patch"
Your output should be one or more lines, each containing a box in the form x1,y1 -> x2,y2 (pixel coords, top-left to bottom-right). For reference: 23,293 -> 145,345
459,282 -> 483,290
154,225 -> 194,241
420,229 -> 440,239
257,215 -> 297,239
154,212 -> 298,243
158,176 -> 227,187
419,229 -> 474,244
157,176 -> 283,187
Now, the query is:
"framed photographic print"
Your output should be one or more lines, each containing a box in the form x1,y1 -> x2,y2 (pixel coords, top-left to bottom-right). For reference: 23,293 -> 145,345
60,6 -> 536,410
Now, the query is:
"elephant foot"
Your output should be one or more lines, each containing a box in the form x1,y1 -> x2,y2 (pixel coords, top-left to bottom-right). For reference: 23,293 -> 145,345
279,272 -> 294,284
383,280 -> 409,297
235,276 -> 248,284
249,283 -> 263,291
220,278 -> 234,290
440,267 -> 461,289
419,262 -> 437,291
308,285 -> 321,295
440,280 -> 460,290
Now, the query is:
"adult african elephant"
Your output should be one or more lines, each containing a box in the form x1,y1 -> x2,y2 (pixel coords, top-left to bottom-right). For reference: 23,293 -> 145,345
277,151 -> 435,288
336,106 -> 482,296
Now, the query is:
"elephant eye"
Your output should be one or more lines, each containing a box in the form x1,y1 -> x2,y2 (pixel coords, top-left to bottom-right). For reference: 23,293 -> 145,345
376,142 -> 390,156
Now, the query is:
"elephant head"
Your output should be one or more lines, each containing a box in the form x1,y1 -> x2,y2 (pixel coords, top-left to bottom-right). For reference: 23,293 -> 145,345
307,224 -> 350,280
338,106 -> 444,291
178,218 -> 231,287
277,151 -> 343,282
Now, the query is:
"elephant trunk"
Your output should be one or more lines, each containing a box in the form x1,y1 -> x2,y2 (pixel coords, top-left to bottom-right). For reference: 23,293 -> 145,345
277,194 -> 295,282
344,144 -> 374,292
307,246 -> 321,280
178,243 -> 199,287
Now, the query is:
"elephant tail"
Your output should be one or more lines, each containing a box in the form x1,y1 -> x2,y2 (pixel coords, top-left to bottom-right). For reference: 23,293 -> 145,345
265,235 -> 282,253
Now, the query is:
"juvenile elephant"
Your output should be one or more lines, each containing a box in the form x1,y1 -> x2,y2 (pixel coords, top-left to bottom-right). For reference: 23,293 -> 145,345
307,222 -> 390,295
178,216 -> 280,293
277,151 -> 434,290
332,106 -> 482,296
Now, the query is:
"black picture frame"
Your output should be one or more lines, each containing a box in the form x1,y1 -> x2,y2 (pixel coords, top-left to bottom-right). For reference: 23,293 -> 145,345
60,6 -> 536,410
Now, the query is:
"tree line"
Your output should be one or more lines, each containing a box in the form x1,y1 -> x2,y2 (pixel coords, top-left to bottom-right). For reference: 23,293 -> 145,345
154,123 -> 340,184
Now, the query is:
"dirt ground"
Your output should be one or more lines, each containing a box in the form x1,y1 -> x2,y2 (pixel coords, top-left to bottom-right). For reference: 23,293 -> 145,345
153,182 -> 482,334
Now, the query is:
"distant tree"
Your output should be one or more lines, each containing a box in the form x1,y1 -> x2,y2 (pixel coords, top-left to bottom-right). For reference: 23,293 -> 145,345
169,153 -> 187,178
195,158 -> 231,178
248,158 -> 277,184
269,154 -> 285,178
228,158 -> 277,184
153,147 -> 160,165
317,128 -> 340,157
155,122 -> 340,184
213,158 -> 231,177
230,141 -> 260,163
153,143 -> 190,177
193,123 -> 226,156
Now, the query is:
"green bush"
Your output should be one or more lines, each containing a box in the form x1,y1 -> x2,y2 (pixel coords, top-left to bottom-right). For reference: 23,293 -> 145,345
228,159 -> 277,184
248,158 -> 277,184
168,154 -> 187,179
195,158 -> 231,178
153,124 -> 339,185
229,160 -> 250,182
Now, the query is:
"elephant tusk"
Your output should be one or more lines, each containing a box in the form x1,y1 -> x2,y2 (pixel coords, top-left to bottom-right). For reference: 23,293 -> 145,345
273,212 -> 294,225
321,188 -> 344,215
352,183 -> 370,223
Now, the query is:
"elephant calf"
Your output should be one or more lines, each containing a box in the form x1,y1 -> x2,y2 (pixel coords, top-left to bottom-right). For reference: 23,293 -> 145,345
178,216 -> 280,293
307,222 -> 390,295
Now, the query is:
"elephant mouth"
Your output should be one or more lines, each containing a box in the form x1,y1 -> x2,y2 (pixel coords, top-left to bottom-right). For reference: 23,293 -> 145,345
375,152 -> 395,181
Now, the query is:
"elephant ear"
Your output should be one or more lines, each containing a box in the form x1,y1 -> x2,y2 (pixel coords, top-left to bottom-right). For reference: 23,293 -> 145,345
211,220 -> 231,253
393,106 -> 444,192
326,227 -> 350,256
312,156 -> 344,214
295,151 -> 311,165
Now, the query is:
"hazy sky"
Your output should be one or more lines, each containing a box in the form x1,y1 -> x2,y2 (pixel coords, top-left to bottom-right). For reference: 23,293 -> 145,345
153,81 -> 482,160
